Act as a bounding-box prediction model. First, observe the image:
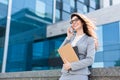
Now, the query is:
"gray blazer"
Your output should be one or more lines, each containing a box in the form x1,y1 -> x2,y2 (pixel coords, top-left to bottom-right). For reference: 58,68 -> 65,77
60,34 -> 96,75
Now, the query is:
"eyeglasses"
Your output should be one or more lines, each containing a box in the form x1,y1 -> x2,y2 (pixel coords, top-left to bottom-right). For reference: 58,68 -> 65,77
70,18 -> 79,24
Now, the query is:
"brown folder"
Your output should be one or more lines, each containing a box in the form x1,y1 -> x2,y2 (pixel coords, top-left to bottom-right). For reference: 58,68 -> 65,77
58,43 -> 79,63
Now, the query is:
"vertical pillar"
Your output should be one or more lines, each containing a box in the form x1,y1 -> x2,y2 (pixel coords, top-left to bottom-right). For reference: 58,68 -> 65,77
2,0 -> 12,73
53,0 -> 56,23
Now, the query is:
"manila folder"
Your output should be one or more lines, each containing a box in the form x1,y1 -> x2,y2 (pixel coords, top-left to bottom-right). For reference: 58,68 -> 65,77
58,43 -> 79,63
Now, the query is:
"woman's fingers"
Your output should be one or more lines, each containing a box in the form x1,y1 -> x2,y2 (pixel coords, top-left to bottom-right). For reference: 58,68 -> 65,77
67,27 -> 74,39
63,58 -> 71,70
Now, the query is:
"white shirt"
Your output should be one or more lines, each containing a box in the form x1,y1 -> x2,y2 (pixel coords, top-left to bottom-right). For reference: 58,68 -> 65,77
71,34 -> 85,47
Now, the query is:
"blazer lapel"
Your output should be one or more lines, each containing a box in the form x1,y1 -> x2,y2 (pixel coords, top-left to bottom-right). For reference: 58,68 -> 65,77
75,34 -> 88,46
76,34 -> 87,45
70,34 -> 88,45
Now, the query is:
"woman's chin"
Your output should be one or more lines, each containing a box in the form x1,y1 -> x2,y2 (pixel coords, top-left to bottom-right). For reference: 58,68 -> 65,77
73,28 -> 79,31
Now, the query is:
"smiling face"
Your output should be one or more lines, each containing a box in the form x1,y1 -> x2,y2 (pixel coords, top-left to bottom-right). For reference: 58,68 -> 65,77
70,16 -> 83,31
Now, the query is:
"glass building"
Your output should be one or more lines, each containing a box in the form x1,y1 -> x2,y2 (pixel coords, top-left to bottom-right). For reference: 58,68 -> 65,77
92,21 -> 120,68
0,0 -> 120,73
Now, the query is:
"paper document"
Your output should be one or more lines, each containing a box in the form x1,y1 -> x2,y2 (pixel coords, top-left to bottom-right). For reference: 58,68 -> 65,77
58,43 -> 79,63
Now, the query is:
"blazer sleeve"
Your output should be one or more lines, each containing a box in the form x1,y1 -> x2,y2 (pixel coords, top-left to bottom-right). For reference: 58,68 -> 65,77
70,37 -> 96,70
59,37 -> 71,48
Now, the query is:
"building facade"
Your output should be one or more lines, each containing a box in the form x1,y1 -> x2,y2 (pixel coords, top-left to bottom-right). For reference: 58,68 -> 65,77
0,0 -> 120,73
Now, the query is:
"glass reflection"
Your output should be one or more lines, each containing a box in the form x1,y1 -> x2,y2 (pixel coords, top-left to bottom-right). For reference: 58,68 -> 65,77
0,0 -> 8,72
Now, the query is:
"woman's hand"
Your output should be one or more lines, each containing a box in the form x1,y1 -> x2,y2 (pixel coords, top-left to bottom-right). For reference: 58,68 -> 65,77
63,59 -> 71,71
67,27 -> 74,39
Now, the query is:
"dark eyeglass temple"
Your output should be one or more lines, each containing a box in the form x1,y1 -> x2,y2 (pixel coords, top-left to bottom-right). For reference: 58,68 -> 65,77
70,21 -> 72,24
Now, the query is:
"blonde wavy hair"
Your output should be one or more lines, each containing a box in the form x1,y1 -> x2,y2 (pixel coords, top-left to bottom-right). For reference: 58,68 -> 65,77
71,13 -> 98,49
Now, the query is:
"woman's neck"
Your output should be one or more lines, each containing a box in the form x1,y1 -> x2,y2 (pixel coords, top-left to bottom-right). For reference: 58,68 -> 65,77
76,28 -> 84,36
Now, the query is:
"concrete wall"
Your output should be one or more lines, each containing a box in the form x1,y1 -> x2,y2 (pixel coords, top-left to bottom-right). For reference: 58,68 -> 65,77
0,67 -> 120,80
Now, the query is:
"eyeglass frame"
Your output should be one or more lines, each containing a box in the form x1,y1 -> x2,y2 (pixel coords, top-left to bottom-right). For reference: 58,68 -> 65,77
70,18 -> 80,24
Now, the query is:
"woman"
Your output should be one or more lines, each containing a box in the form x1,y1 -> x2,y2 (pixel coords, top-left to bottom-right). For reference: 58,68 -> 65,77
59,13 -> 98,80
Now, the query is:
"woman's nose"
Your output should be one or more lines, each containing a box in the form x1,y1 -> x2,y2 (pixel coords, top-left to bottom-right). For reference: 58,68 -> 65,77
72,21 -> 76,24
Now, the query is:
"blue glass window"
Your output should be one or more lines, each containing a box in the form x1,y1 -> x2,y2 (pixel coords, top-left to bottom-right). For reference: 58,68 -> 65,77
104,62 -> 119,67
33,42 -> 44,59
62,11 -> 70,21
63,0 -> 75,13
35,0 -> 53,19
32,36 -> 65,70
78,0 -> 84,3
49,37 -> 64,58
6,43 -> 31,72
0,0 -> 8,4
56,9 -> 60,22
33,41 -> 49,60
12,0 -> 53,19
70,0 -> 75,8
32,40 -> 49,70
63,3 -> 70,13
12,0 -> 25,14
102,21 -> 120,67
95,52 -> 104,62
104,50 -> 120,62
103,22 -> 119,46
93,21 -> 120,68
0,0 -> 8,72
35,0 -> 46,17
0,3 -> 8,19
77,2 -> 87,14
0,48 -> 4,72
56,0 -> 61,2
90,0 -> 96,9
89,7 -> 95,12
